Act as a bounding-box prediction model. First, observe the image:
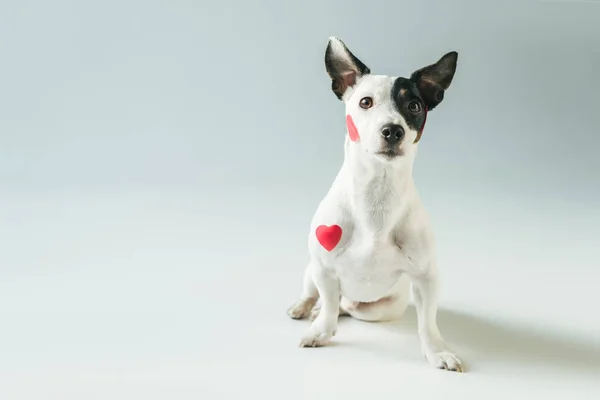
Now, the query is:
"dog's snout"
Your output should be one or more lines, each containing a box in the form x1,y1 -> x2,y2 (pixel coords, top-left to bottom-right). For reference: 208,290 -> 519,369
381,124 -> 404,145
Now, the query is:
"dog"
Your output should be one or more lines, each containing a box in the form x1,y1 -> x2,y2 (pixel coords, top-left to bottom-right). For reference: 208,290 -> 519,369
287,37 -> 464,372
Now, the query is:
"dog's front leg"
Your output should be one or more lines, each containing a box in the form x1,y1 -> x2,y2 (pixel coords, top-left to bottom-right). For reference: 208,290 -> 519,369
299,264 -> 340,348
411,273 -> 464,372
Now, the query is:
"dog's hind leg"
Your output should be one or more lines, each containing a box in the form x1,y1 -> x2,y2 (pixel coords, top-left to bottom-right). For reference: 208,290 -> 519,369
287,263 -> 319,319
344,275 -> 411,322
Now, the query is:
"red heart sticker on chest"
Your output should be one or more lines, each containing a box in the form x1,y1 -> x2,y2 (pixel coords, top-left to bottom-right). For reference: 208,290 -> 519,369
316,224 -> 343,251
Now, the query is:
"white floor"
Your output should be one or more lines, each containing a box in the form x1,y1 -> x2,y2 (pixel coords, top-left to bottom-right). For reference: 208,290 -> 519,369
1,186 -> 599,399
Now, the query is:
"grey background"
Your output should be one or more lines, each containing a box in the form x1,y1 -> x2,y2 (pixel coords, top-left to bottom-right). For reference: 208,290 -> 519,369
1,0 -> 599,398
2,0 -> 599,194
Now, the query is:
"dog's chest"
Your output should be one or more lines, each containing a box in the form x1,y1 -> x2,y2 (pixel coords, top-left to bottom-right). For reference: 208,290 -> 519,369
310,168 -> 419,301
355,175 -> 397,231
331,227 -> 408,302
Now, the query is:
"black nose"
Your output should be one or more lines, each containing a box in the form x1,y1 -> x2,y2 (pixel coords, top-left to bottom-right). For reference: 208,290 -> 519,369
381,124 -> 404,145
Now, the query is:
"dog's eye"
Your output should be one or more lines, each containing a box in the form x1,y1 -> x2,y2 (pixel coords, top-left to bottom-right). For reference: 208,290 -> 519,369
359,97 -> 373,109
408,101 -> 422,113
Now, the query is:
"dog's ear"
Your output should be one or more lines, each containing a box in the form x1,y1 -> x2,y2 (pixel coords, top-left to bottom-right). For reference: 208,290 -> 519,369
325,37 -> 370,100
410,51 -> 458,110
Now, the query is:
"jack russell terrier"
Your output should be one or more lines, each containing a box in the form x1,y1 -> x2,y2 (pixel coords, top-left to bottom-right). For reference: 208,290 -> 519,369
287,37 -> 464,372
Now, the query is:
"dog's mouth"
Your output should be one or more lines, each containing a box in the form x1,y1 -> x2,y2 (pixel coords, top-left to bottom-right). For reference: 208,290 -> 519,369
375,149 -> 403,159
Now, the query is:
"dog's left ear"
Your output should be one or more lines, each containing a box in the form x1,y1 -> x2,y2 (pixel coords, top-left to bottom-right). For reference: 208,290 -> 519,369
410,51 -> 458,110
325,37 -> 371,100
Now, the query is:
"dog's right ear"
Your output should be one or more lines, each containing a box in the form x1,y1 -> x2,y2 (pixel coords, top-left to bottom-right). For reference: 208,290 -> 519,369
325,37 -> 370,100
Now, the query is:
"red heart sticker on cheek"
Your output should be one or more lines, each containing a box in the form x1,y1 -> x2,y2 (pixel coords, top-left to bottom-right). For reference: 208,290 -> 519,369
346,114 -> 360,142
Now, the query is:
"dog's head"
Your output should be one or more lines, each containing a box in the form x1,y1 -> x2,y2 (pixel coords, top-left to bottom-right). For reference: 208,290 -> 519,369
325,37 -> 458,161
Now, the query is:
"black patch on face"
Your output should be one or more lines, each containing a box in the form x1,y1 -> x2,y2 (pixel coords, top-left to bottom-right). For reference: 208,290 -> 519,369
390,78 -> 427,143
389,51 -> 458,143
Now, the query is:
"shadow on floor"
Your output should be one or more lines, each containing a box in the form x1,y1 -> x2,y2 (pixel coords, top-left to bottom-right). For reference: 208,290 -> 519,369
375,305 -> 600,373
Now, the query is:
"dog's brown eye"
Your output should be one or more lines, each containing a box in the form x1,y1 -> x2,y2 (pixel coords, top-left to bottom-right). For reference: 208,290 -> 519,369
359,97 -> 373,109
408,101 -> 422,113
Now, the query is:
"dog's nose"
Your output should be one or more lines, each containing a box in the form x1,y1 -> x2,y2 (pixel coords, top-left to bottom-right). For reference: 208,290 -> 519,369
381,124 -> 404,145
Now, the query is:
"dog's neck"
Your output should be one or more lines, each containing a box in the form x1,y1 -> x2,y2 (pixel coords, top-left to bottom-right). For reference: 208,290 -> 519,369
340,139 -> 417,233
342,139 -> 415,189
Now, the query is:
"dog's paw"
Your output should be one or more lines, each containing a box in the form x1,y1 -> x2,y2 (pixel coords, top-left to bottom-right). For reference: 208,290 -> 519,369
424,350 -> 465,372
299,328 -> 335,348
287,298 -> 317,320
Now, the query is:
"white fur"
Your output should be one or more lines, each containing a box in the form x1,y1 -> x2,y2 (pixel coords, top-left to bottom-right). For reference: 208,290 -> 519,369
287,37 -> 464,372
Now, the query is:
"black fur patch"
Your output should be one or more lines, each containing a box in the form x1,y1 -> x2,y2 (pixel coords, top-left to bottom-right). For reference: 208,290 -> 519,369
390,78 -> 427,143
391,51 -> 458,143
409,51 -> 458,111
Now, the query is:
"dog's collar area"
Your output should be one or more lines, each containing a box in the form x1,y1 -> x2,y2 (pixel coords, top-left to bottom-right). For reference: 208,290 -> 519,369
420,106 -> 428,134
412,106 -> 428,144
